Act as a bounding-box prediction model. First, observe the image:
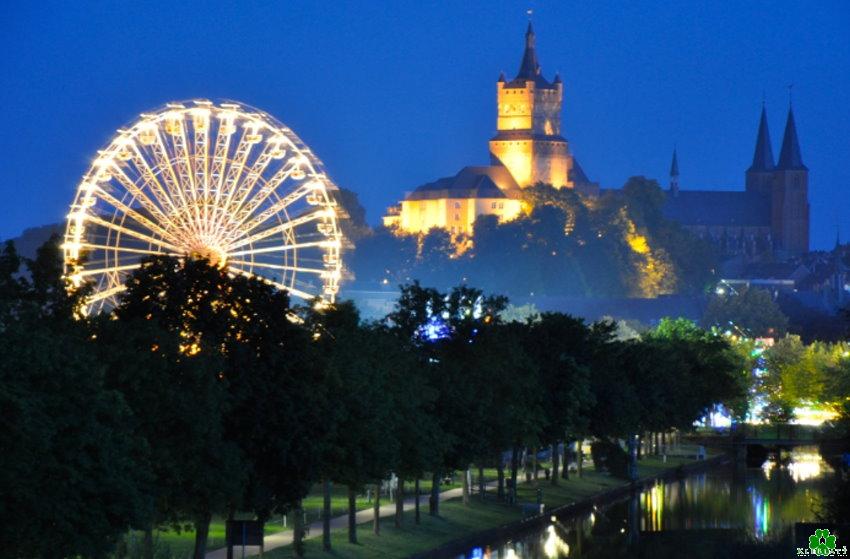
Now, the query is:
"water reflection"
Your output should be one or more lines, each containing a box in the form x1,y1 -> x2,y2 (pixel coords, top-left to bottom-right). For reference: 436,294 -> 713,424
470,447 -> 834,558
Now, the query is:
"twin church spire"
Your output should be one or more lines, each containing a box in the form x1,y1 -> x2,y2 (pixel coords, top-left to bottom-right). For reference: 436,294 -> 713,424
747,102 -> 805,173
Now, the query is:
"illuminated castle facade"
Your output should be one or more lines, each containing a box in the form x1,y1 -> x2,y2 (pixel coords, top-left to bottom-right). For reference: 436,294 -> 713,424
384,24 -> 595,235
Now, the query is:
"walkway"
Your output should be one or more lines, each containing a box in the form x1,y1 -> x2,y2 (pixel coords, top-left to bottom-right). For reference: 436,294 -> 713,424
206,482 -> 490,558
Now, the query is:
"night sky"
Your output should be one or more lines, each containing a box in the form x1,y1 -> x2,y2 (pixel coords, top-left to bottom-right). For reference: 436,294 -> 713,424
3,1 -> 849,249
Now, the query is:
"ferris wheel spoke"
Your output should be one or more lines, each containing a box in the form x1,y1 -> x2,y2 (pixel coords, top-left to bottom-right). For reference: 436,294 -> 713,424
230,158 -> 300,227
105,163 -> 174,228
70,242 -> 179,257
74,263 -> 142,278
227,260 -> 328,275
235,180 -> 316,237
171,118 -> 208,239
225,209 -> 331,250
191,106 -> 212,226
90,186 -> 181,246
149,126 -> 199,237
228,239 -> 339,258
228,267 -> 317,301
226,143 -> 276,223
128,144 -> 194,233
86,283 -> 128,304
83,214 -> 183,253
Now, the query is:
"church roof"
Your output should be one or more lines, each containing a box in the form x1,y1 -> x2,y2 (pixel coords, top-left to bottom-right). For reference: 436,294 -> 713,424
506,22 -> 555,88
569,158 -> 591,185
405,166 -> 520,201
670,148 -> 680,177
662,190 -> 771,227
777,107 -> 807,170
748,106 -> 775,172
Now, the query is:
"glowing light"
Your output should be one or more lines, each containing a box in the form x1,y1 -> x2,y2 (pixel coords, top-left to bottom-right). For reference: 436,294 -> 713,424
543,525 -> 570,558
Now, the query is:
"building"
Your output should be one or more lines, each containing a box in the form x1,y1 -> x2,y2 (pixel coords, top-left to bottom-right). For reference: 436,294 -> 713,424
663,104 -> 810,259
384,23 -> 597,235
384,23 -> 810,262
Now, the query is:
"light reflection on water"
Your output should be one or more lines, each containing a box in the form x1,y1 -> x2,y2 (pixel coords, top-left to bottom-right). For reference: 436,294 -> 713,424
466,447 -> 834,558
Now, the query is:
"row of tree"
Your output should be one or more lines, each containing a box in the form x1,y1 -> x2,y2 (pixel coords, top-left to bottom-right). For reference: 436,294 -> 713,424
1,236 -> 746,559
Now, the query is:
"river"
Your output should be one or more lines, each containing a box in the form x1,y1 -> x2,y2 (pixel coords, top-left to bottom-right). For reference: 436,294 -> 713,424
463,447 -> 838,558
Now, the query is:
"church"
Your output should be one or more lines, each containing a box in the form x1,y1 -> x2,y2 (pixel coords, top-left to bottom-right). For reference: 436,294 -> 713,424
383,23 -> 810,259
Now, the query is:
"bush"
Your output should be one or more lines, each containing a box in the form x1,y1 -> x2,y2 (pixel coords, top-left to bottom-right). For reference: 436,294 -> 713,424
590,439 -> 630,479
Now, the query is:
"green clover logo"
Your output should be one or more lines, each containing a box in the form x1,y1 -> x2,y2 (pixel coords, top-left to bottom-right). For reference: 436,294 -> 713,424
808,528 -> 837,556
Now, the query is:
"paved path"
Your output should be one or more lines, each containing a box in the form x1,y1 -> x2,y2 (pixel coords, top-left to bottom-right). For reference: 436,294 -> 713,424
206,481 -> 493,558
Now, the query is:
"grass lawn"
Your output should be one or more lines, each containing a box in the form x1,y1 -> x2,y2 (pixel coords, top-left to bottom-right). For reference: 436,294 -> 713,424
263,497 -> 521,559
142,475 -> 472,555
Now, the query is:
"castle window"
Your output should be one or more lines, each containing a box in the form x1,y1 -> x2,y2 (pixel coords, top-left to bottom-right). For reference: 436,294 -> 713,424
491,202 -> 497,209
454,202 -> 461,209
454,214 -> 460,221
499,202 -> 504,209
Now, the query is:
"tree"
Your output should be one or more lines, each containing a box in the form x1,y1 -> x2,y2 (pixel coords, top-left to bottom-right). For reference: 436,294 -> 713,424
113,255 -> 324,558
702,285 -> 790,338
0,238 -> 150,558
307,302 -> 399,545
522,313 -> 595,484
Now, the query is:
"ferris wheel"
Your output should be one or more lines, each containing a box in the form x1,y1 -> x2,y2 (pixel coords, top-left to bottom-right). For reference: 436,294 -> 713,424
64,100 -> 343,315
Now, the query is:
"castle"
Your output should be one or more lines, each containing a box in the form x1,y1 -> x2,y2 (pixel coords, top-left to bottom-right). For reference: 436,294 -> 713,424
384,23 -> 810,259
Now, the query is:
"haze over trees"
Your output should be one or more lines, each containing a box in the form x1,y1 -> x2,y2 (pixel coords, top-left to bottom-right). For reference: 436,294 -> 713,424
351,177 -> 719,298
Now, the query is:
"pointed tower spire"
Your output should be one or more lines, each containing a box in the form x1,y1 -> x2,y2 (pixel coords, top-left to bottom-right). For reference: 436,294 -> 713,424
516,21 -> 541,80
748,105 -> 775,172
777,105 -> 807,170
669,148 -> 680,196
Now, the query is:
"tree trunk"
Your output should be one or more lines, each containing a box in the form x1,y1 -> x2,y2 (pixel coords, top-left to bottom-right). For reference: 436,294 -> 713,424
497,458 -> 505,500
373,482 -> 381,535
628,435 -> 639,482
323,478 -> 332,551
142,528 -> 153,559
509,446 -> 519,505
192,513 -> 211,559
395,478 -> 404,528
562,441 -> 569,480
429,471 -> 440,516
347,486 -> 357,544
551,443 -> 560,486
577,440 -> 583,477
462,466 -> 470,506
637,434 -> 643,460
293,499 -> 305,558
478,465 -> 485,498
661,431 -> 667,454
414,478 -> 421,524
531,447 -> 539,483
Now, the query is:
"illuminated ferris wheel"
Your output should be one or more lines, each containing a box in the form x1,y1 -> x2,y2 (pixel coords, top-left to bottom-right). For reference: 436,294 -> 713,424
64,100 -> 343,315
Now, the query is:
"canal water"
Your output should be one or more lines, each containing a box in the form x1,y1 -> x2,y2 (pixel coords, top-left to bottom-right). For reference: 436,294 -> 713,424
465,447 -> 837,558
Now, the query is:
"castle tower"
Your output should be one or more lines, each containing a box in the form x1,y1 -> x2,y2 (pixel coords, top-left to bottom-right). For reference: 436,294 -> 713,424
745,105 -> 775,195
669,148 -> 680,196
488,23 -> 574,188
772,105 -> 810,255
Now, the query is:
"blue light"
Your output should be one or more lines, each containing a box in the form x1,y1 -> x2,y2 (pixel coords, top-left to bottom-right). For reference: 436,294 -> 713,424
418,315 -> 450,342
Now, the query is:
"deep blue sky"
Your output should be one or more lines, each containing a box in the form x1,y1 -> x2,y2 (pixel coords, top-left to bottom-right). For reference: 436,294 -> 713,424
3,1 -> 849,249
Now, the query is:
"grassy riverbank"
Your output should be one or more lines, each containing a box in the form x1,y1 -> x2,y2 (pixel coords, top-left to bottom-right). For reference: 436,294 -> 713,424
262,451 -> 712,559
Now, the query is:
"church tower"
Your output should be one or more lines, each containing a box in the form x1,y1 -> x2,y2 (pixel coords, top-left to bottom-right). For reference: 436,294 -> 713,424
745,105 -> 775,195
772,105 -> 810,255
489,23 -> 574,188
